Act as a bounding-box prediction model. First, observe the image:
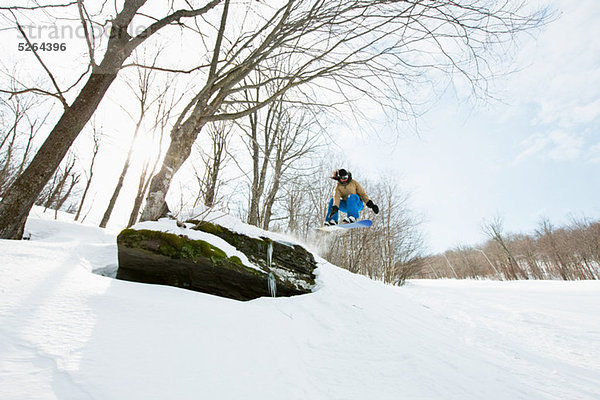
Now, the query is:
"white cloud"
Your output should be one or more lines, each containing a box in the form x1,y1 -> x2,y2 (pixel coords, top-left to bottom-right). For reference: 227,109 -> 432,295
516,130 -> 584,162
572,99 -> 600,125
504,0 -> 600,128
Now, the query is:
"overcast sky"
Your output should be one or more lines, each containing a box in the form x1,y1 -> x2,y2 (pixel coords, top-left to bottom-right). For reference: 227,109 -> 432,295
343,0 -> 600,253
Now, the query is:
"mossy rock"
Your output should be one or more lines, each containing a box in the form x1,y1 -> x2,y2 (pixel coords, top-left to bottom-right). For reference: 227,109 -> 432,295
118,228 -> 246,269
116,224 -> 316,300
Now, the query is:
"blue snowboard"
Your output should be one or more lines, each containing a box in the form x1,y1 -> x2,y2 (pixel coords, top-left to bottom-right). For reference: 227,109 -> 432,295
318,219 -> 372,232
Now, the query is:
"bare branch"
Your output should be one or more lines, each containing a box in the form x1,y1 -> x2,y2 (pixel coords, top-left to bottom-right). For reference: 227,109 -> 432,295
125,0 -> 223,53
76,0 -> 96,67
0,2 -> 77,11
120,63 -> 209,74
0,87 -> 65,102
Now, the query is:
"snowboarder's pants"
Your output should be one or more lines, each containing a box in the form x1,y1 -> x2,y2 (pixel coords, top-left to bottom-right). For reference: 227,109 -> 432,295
326,194 -> 364,222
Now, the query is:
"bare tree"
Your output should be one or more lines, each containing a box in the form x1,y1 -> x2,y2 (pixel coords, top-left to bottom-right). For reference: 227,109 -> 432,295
483,216 -> 523,280
568,217 -> 600,279
239,91 -> 321,228
126,83 -> 179,227
193,120 -> 233,209
424,215 -> 600,281
74,121 -> 102,221
283,177 -> 305,233
510,234 -> 545,279
328,225 -> 376,275
0,0 -> 223,239
36,151 -> 80,215
282,161 -> 334,238
367,179 -> 424,284
244,89 -> 278,227
261,105 -> 322,229
99,52 -> 166,228
141,0 -> 549,222
0,86 -> 51,196
536,217 -> 572,280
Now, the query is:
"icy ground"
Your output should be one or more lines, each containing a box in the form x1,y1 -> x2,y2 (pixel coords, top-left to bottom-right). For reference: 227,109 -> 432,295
1,210 -> 599,400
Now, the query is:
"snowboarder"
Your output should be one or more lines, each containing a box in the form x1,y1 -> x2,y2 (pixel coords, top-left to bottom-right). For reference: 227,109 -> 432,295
324,169 -> 379,226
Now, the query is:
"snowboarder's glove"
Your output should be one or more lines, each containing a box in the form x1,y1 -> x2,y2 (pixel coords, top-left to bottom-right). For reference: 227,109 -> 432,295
325,206 -> 339,221
328,205 -> 339,219
366,200 -> 379,214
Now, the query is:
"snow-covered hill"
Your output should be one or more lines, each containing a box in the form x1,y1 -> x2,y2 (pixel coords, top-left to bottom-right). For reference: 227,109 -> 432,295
1,211 -> 599,400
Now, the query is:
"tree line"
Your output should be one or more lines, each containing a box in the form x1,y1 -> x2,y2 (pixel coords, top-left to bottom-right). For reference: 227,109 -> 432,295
420,217 -> 600,281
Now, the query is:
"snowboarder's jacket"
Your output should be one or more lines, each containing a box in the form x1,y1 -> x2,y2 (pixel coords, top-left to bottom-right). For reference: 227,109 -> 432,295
331,171 -> 370,207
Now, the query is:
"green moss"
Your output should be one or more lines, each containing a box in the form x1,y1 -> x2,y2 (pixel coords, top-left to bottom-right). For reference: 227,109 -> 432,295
229,255 -> 243,266
192,221 -> 226,235
193,222 -> 262,259
118,228 -> 234,266
191,221 -> 316,277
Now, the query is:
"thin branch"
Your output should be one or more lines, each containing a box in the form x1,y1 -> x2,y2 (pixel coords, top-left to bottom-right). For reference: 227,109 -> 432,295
120,62 -> 209,74
12,16 -> 68,108
0,87 -> 65,101
208,0 -> 230,80
76,0 -> 96,67
0,2 -> 77,11
125,0 -> 223,53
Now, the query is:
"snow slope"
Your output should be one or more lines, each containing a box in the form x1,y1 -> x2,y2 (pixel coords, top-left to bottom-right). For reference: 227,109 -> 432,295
1,212 -> 599,400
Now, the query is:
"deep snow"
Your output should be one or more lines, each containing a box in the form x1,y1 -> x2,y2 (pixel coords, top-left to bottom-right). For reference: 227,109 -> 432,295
1,210 -> 599,400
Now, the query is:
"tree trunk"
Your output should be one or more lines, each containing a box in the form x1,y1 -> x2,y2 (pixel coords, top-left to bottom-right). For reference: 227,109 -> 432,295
247,112 -> 276,226
127,161 -> 149,227
247,112 -> 261,226
262,159 -> 283,230
261,181 -> 278,230
204,159 -> 219,208
55,174 -> 79,211
99,130 -> 139,228
129,108 -> 168,226
0,70 -> 118,239
75,138 -> 99,222
140,120 -> 202,222
75,172 -> 94,222
203,133 -> 225,208
99,156 -> 132,228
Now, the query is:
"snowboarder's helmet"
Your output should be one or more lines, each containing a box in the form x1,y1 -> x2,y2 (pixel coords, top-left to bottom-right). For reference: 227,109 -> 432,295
338,169 -> 349,180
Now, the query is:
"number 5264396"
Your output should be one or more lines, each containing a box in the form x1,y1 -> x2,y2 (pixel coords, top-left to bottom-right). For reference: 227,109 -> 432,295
18,42 -> 66,51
